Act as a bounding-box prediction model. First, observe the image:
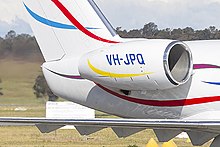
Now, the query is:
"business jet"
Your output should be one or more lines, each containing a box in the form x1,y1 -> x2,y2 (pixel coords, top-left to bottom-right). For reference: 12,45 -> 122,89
2,0 -> 220,146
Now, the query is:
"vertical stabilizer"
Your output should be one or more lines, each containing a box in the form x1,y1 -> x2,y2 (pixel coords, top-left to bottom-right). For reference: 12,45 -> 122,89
23,0 -> 121,62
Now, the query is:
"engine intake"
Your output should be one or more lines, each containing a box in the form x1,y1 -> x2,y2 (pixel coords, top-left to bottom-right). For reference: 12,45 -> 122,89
164,41 -> 192,86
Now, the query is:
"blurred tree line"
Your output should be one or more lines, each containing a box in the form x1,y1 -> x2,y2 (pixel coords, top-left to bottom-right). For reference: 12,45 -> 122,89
1,24 -> 220,62
0,30 -> 43,62
2,23 -> 220,101
116,22 -> 220,40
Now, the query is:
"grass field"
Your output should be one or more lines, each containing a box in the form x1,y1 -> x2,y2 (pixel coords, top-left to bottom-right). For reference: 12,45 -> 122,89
0,59 -> 212,147
0,126 -> 212,147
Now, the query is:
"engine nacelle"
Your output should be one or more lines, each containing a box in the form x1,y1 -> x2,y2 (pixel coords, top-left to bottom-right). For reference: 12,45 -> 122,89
79,39 -> 193,90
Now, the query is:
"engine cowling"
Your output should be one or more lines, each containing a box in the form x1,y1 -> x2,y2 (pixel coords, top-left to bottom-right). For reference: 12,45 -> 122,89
79,39 -> 193,90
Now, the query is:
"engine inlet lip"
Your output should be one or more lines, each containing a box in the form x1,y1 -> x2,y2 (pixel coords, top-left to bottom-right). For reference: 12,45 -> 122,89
163,41 -> 193,86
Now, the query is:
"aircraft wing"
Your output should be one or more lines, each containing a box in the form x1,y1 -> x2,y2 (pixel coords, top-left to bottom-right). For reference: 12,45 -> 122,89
0,117 -> 220,146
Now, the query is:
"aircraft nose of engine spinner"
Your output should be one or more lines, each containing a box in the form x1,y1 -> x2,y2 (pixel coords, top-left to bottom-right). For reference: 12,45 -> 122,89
78,40 -> 193,91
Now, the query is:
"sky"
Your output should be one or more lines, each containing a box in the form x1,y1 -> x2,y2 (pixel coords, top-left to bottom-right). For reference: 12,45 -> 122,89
1,0 -> 220,36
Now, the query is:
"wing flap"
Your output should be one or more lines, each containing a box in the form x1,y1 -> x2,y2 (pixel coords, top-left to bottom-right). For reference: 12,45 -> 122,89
75,126 -> 105,135
112,127 -> 144,138
187,131 -> 218,146
36,124 -> 64,133
154,129 -> 181,142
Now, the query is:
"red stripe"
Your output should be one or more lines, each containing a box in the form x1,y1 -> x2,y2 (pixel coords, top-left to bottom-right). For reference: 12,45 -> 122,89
52,0 -> 120,44
47,69 -> 220,107
97,84 -> 220,107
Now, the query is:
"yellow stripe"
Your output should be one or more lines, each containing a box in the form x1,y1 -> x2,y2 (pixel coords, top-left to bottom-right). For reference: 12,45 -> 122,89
88,60 -> 153,78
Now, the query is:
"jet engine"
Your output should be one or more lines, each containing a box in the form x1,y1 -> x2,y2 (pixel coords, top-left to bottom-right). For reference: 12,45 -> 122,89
79,40 -> 193,91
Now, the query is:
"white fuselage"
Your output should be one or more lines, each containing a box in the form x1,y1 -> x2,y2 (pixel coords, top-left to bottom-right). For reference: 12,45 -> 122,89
42,39 -> 220,120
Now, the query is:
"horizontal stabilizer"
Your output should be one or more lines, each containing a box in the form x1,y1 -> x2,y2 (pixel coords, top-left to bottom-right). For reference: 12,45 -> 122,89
112,127 -> 144,138
36,124 -> 64,133
187,131 -> 218,146
211,135 -> 220,147
154,129 -> 181,142
75,126 -> 105,136
2,117 -> 220,145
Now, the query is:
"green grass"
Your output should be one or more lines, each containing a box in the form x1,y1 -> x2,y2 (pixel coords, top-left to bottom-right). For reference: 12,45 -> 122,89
0,126 -> 212,147
0,127 -> 154,147
0,59 -> 45,117
0,59 -> 212,146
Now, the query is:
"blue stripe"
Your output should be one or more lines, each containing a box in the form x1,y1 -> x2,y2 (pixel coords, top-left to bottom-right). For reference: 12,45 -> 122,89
24,3 -> 98,30
203,81 -> 220,85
